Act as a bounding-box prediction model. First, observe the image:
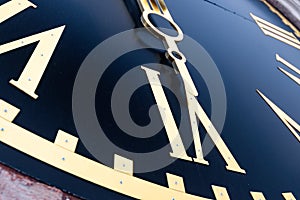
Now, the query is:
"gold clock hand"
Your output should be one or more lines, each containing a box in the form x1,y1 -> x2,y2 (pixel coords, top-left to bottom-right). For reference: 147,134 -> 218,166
137,0 -> 198,96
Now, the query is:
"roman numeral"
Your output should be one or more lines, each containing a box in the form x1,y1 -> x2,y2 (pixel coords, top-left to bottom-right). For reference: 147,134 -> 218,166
257,90 -> 300,142
142,66 -> 246,174
276,54 -> 300,85
0,0 -> 36,23
0,26 -> 65,99
250,13 -> 300,50
1,0 -> 66,99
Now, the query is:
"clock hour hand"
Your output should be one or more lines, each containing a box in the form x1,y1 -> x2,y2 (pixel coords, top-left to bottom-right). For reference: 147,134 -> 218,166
137,0 -> 199,96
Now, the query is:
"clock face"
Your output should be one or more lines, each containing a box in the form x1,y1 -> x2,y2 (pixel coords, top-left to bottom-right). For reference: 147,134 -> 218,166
0,0 -> 299,199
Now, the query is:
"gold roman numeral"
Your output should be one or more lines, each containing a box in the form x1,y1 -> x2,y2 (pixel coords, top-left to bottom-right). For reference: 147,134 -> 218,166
250,13 -> 300,50
0,0 -> 36,23
142,66 -> 246,174
276,54 -> 300,85
184,77 -> 245,174
0,26 -> 65,99
1,0 -> 65,99
257,90 -> 300,142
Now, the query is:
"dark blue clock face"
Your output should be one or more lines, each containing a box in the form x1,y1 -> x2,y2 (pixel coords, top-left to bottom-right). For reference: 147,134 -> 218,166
0,0 -> 299,199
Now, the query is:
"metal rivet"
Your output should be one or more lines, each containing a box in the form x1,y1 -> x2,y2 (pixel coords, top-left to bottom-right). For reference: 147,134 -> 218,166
28,78 -> 31,81
120,180 -> 123,184
175,181 -> 178,185
4,109 -> 7,113
62,157 -> 66,161
1,128 -> 4,132
65,139 -> 69,143
123,164 -> 125,167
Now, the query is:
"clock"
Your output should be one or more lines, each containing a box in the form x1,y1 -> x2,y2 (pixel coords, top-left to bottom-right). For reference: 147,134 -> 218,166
0,0 -> 299,199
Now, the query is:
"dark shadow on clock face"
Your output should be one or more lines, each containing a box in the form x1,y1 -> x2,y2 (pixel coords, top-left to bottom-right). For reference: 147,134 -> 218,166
0,0 -> 299,199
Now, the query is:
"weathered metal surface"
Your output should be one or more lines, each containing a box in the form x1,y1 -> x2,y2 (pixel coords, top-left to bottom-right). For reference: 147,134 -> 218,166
0,163 -> 80,200
267,0 -> 300,30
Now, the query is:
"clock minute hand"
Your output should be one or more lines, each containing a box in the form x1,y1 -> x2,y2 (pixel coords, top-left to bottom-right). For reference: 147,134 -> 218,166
137,0 -> 199,96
